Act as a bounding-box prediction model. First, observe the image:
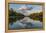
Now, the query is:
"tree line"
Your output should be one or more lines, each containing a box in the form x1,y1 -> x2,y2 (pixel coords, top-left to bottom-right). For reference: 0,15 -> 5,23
8,8 -> 43,24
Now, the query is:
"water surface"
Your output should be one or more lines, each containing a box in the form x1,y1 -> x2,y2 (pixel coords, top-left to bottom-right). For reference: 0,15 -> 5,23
9,17 -> 42,30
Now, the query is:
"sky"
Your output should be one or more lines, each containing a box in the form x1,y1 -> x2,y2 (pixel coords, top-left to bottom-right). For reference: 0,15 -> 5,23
9,4 -> 33,10
9,4 -> 42,11
9,4 -> 42,16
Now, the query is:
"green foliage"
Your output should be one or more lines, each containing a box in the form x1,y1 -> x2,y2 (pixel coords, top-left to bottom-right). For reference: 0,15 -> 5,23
29,12 -> 43,22
8,8 -> 25,24
8,8 -> 43,24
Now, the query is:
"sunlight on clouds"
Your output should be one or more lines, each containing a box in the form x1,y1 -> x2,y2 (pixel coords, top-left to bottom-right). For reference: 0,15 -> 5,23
16,5 -> 42,16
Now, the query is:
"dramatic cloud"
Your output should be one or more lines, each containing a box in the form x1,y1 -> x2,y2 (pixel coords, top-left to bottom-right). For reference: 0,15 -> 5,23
16,5 -> 42,16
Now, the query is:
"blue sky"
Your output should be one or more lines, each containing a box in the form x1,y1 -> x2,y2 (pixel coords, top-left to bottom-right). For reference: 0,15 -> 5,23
9,4 -> 42,16
9,4 -> 33,10
9,4 -> 23,9
9,4 -> 42,11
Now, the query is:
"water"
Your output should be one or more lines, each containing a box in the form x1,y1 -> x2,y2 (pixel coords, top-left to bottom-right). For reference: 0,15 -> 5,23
9,17 -> 42,30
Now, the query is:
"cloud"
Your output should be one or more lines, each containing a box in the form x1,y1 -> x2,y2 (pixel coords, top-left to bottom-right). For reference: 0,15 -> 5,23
16,5 -> 42,16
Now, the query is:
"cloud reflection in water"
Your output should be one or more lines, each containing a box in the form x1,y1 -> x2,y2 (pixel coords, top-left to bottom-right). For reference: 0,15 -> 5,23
9,17 -> 42,30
